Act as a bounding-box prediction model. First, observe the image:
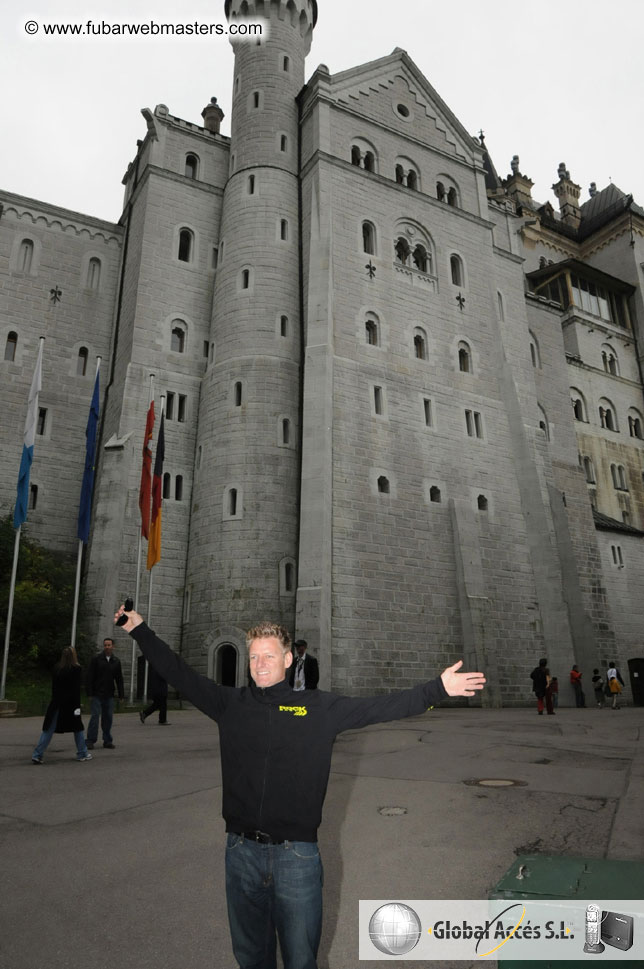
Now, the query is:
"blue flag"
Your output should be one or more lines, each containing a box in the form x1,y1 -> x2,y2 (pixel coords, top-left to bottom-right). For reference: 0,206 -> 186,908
77,367 -> 100,543
14,340 -> 44,529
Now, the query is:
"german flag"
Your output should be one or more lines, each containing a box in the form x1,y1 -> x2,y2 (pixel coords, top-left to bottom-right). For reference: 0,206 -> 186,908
146,413 -> 165,569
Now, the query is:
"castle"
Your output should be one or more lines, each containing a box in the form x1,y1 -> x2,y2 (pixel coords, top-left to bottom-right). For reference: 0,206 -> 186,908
2,0 -> 644,705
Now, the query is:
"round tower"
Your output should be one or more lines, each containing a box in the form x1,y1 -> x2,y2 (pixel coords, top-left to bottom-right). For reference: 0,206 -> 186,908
185,0 -> 317,678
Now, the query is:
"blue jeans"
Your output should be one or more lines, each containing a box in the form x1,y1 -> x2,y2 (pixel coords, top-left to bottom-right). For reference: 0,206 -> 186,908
87,696 -> 114,744
32,710 -> 89,760
225,833 -> 323,969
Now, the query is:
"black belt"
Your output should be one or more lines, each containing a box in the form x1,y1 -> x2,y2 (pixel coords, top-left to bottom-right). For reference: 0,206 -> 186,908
235,830 -> 286,845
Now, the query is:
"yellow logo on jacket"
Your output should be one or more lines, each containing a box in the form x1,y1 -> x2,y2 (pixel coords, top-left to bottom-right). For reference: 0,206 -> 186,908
279,705 -> 308,717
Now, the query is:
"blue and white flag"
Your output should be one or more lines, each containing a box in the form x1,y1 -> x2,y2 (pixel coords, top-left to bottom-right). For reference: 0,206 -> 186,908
13,339 -> 43,528
77,364 -> 100,543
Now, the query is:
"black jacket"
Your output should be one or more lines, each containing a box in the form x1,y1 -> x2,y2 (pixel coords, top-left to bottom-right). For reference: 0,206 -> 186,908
87,651 -> 125,699
43,666 -> 84,733
132,623 -> 447,843
288,653 -> 319,690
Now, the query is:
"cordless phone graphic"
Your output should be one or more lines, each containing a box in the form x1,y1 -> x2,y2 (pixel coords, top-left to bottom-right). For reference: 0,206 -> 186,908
116,597 -> 134,626
583,904 -> 605,953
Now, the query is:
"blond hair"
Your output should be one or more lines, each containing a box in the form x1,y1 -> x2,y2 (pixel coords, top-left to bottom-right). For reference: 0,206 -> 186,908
246,622 -> 291,656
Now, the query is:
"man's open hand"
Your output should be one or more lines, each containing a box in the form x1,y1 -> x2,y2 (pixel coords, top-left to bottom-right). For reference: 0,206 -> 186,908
441,660 -> 486,697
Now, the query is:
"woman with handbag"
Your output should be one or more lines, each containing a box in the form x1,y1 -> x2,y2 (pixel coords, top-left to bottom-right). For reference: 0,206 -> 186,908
32,646 -> 93,763
606,661 -> 624,710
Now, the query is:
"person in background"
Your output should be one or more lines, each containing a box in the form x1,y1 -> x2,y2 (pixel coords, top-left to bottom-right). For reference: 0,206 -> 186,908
570,665 -> 585,708
550,676 -> 559,709
606,661 -> 624,710
140,665 -> 169,725
32,646 -> 92,764
591,668 -> 605,708
86,637 -> 125,749
530,658 -> 550,715
288,639 -> 319,691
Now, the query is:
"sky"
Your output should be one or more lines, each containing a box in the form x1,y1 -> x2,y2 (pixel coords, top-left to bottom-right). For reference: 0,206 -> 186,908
2,0 -> 643,224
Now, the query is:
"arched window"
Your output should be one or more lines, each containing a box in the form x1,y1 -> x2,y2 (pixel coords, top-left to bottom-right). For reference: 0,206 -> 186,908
234,381 -> 243,406
279,314 -> 289,337
228,487 -> 238,516
282,54 -> 290,72
601,344 -> 619,376
537,405 -> 550,441
458,342 -> 472,373
365,316 -> 379,346
477,494 -> 488,511
29,484 -> 38,510
394,237 -> 410,266
163,473 -> 171,499
377,475 -> 390,494
175,475 -> 183,501
284,561 -> 294,592
413,328 -> 427,361
280,219 -> 289,241
436,182 -> 446,202
178,228 -> 193,263
18,239 -> 34,273
280,134 -> 288,153
4,331 -> 17,362
76,346 -> 89,376
447,187 -> 457,207
583,456 -> 595,484
185,154 -> 199,179
429,485 -> 441,503
362,221 -> 376,255
628,411 -> 643,439
87,257 -> 101,291
497,291 -> 505,321
599,399 -> 617,432
248,174 -> 256,195
280,418 -> 291,445
241,269 -> 250,290
529,332 -> 541,368
570,389 -> 587,422
450,254 -> 464,287
407,170 -> 418,191
351,145 -> 361,167
363,151 -> 375,173
412,244 -> 429,273
171,323 -> 186,353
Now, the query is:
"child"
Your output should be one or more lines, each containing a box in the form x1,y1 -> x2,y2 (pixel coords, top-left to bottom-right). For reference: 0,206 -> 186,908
591,668 -> 604,708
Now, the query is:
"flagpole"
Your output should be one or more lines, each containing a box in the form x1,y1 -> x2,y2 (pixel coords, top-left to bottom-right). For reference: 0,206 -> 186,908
1,336 -> 45,703
1,529 -> 21,701
130,374 -> 155,705
71,356 -> 101,650
144,393 -> 164,703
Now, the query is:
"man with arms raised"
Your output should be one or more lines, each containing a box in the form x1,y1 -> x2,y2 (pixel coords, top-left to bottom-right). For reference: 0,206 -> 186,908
115,606 -> 485,969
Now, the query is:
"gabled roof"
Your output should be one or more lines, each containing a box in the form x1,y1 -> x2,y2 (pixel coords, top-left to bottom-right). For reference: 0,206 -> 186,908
326,48 -> 482,165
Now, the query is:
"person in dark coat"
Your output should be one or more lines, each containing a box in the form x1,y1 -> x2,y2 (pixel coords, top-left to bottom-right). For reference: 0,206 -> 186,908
139,664 -> 169,724
86,637 -> 125,749
32,647 -> 92,763
288,639 -> 319,691
530,657 -> 553,715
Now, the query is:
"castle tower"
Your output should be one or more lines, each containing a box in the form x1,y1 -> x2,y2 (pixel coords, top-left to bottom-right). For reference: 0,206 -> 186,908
184,0 -> 318,678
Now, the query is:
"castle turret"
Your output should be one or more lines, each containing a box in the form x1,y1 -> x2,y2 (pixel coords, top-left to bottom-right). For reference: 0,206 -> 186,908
552,161 -> 581,228
184,0 -> 317,680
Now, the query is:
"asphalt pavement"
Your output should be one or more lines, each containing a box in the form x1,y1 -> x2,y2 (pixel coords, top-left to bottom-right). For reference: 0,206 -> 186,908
1,702 -> 642,969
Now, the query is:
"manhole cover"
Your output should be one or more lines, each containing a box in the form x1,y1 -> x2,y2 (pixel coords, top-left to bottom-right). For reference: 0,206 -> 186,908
464,778 -> 527,788
378,806 -> 408,816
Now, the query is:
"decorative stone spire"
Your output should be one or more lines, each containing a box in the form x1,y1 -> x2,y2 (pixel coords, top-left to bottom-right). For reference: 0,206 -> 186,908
552,162 -> 581,227
589,182 -> 597,198
201,97 -> 225,134
503,154 -> 534,211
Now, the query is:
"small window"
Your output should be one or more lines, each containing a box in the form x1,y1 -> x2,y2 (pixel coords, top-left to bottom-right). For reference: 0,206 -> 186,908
407,171 -> 418,191
413,332 -> 427,360
396,103 -> 410,118
248,174 -> 256,195
430,485 -> 441,503
395,237 -> 410,266
458,343 -> 471,373
280,134 -> 288,153
363,152 -> 375,173
19,239 -> 34,274
252,91 -> 260,109
497,291 -> 505,321
377,476 -> 390,494
175,475 -> 183,501
166,392 -> 175,421
171,326 -> 186,354
351,145 -> 361,167
178,229 -> 193,263
280,418 -> 291,445
197,446 -> 202,470
185,154 -> 198,179
212,247 -> 219,270
234,381 -> 243,406
178,395 -> 187,423
447,187 -> 457,207
412,245 -> 429,273
282,55 -> 290,71
365,318 -> 379,346
280,219 -> 289,241
4,331 -> 17,362
163,473 -> 171,499
77,347 -> 89,376
466,409 -> 483,439
280,315 -> 288,337
599,404 -> 617,432
204,340 -> 209,358
583,456 -> 595,484
87,257 -> 101,291
241,269 -> 250,289
477,494 -> 488,511
395,164 -> 405,185
362,221 -> 376,255
228,487 -> 238,516
423,398 -> 432,427
629,414 -> 643,439
611,544 -> 624,567
284,561 -> 294,592
374,386 -> 383,416
450,254 -> 464,287
436,182 -> 446,202
37,408 -> 47,436
29,484 -> 38,510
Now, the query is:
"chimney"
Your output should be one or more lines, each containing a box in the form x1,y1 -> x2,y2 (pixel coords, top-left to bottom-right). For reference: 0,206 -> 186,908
202,97 -> 225,134
552,162 -> 581,228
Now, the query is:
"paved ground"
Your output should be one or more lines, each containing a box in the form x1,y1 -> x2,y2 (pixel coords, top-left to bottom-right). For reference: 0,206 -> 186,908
1,702 -> 642,969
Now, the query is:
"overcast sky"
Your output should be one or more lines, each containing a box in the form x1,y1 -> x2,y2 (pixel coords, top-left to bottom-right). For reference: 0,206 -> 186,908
2,0 -> 643,223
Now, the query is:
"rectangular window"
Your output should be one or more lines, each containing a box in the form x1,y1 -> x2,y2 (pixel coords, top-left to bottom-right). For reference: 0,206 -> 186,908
166,392 -> 175,420
465,409 -> 474,437
474,412 -> 483,438
465,409 -> 483,438
203,340 -> 209,358
37,407 -> 47,436
178,394 -> 187,423
374,386 -> 383,415
423,398 -> 432,427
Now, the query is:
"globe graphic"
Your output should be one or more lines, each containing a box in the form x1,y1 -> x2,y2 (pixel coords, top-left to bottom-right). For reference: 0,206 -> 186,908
369,903 -> 422,955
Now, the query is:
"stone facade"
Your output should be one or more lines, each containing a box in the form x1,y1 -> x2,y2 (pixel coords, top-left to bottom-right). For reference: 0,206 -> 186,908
2,0 -> 643,705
